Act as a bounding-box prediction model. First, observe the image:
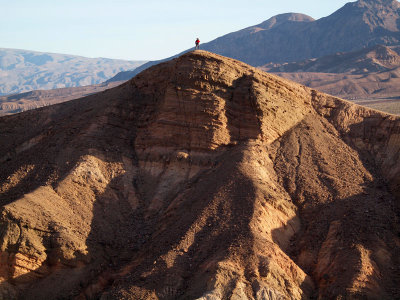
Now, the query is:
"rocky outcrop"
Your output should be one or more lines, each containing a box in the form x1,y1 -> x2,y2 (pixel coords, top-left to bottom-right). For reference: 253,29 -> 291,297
0,51 -> 399,299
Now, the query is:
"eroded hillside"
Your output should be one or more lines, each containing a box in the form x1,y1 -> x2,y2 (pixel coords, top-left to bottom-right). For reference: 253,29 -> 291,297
0,51 -> 399,299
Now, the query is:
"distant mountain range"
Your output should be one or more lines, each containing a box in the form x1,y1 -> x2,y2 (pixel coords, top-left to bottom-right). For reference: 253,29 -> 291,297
203,0 -> 400,65
0,48 -> 146,95
108,0 -> 400,82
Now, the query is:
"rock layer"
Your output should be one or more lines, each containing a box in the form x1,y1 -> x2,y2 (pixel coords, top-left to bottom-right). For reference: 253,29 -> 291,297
0,51 -> 399,299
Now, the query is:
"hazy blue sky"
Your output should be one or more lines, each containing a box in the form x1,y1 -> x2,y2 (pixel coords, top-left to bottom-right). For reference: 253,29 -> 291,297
1,0 -> 355,61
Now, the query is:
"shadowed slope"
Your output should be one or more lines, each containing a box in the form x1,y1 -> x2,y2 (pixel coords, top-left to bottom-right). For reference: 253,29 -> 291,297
0,51 -> 399,299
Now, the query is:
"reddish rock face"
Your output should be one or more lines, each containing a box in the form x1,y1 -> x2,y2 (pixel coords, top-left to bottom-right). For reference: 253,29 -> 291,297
0,51 -> 399,299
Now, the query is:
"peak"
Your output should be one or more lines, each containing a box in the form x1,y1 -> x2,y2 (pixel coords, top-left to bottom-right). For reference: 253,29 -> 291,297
142,50 -> 255,74
182,49 -> 219,58
258,13 -> 314,30
269,13 -> 315,22
166,50 -> 246,69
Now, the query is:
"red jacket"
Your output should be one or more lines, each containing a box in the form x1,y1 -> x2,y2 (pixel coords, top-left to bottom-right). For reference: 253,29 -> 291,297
195,39 -> 200,44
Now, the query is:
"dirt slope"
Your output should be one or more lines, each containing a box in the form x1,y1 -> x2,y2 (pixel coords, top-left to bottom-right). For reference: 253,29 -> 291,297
0,51 -> 399,299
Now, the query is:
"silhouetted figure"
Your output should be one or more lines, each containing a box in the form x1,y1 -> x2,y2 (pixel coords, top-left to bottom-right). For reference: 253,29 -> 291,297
195,38 -> 200,50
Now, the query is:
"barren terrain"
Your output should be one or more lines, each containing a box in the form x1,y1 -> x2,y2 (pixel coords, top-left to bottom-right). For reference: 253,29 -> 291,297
267,71 -> 400,115
0,51 -> 399,299
259,45 -> 400,115
0,81 -> 123,116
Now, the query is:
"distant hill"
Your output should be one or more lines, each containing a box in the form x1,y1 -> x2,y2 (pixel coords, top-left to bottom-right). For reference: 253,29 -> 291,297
264,45 -> 400,74
0,48 -> 146,95
108,0 -> 400,82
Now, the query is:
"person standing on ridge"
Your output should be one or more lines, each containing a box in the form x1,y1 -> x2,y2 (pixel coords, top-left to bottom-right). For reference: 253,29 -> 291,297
195,38 -> 200,50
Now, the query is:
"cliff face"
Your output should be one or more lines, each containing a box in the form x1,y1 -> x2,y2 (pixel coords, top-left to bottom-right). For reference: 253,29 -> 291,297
0,51 -> 399,299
